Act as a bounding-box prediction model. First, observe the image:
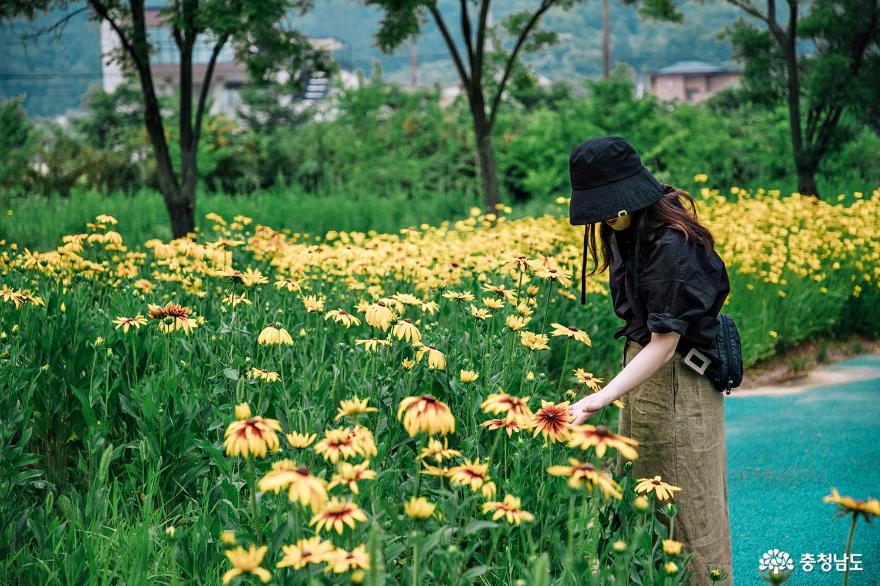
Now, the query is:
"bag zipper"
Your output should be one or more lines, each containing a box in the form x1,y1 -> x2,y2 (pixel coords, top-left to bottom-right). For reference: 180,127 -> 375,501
722,316 -> 733,395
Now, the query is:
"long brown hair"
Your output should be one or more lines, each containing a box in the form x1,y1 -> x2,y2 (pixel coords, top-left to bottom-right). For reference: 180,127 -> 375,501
583,184 -> 716,277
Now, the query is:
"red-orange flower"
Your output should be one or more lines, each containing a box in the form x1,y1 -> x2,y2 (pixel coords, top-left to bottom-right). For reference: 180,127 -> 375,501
532,400 -> 573,443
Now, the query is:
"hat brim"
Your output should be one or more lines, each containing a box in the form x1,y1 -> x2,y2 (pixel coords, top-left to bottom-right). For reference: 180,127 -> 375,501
569,166 -> 664,225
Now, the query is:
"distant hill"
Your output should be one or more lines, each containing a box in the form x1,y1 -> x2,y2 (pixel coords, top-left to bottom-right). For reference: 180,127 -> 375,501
1,0 -> 744,118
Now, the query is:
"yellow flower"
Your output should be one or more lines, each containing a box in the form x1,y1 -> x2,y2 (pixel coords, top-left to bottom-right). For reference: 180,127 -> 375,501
223,410 -> 281,459
355,338 -> 392,353
612,539 -> 627,552
469,305 -> 493,320
505,315 -> 529,331
335,397 -> 379,420
325,308 -> 361,327
546,458 -> 622,499
663,539 -> 683,556
222,545 -> 271,585
415,344 -> 446,370
147,302 -> 198,335
234,402 -> 251,420
309,497 -> 368,534
286,431 -> 317,448
302,295 -> 326,313
257,324 -> 294,345
442,290 -> 475,303
112,314 -> 147,333
392,319 -> 421,343
248,368 -> 279,382
634,475 -> 682,501
480,418 -> 523,437
402,357 -> 417,369
694,173 -> 709,183
276,536 -> 335,569
448,459 -> 494,495
483,298 -> 504,310
482,495 -> 534,525
550,323 -> 592,346
219,530 -> 236,546
274,277 -> 302,292
481,283 -> 515,301
823,487 -> 880,520
328,460 -> 376,494
315,428 -> 359,463
258,460 -> 328,513
664,561 -> 679,575
480,391 -> 534,426
520,331 -> 550,351
366,301 -> 395,330
532,400 -> 573,443
404,496 -> 436,519
573,369 -> 604,392
397,395 -> 456,436
222,293 -> 251,307
459,369 -> 479,383
323,544 -> 370,574
634,495 -> 650,510
769,330 -> 778,338
567,424 -> 639,460
418,437 -> 461,464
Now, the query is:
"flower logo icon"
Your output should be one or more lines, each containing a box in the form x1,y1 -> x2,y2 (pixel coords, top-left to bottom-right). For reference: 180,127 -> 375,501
758,548 -> 795,574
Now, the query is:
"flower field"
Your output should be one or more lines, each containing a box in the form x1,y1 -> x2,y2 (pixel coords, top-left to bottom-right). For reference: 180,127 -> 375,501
1,186 -> 879,584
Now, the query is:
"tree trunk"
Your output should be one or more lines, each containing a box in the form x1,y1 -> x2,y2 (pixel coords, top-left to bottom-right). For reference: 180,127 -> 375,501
475,128 -> 501,210
795,164 -> 819,199
164,189 -> 196,239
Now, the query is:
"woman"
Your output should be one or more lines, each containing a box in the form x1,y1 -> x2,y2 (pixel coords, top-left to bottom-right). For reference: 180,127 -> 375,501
565,136 -> 733,585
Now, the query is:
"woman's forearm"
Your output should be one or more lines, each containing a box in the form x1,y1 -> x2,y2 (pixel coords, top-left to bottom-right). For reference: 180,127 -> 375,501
598,341 -> 673,404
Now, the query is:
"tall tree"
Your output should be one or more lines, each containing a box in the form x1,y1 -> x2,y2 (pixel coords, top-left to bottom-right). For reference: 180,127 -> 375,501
365,0 -> 681,210
723,0 -> 880,198
5,0 -> 327,237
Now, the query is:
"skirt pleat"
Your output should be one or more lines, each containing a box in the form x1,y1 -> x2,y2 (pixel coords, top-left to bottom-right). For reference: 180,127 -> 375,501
616,339 -> 734,585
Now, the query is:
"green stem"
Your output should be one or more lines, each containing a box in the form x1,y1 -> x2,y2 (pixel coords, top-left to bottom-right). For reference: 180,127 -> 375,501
843,514 -> 857,586
247,457 -> 262,545
557,341 -> 572,393
411,534 -> 420,586
540,281 -> 555,333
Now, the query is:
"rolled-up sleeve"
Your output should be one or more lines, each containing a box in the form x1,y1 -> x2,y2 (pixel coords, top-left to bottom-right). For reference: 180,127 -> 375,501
639,231 -> 719,336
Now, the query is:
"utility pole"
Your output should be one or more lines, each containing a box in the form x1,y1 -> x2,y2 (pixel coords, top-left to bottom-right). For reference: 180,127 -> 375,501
602,0 -> 610,78
410,41 -> 418,86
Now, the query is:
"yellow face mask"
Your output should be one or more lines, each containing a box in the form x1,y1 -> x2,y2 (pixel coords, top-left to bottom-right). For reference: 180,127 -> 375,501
604,214 -> 632,231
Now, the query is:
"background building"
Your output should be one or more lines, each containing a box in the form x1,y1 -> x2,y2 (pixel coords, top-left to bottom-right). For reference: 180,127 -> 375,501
648,60 -> 741,104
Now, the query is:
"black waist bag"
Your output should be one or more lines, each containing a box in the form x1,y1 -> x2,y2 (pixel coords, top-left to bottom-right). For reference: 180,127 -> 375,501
704,313 -> 744,395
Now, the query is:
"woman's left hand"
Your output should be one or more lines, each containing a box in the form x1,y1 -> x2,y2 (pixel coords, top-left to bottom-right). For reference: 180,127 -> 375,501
568,392 -> 609,426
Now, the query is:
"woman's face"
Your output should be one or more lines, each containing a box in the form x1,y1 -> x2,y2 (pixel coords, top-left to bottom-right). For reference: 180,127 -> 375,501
604,214 -> 632,231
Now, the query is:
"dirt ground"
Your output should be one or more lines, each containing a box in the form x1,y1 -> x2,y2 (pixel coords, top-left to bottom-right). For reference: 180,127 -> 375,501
735,334 -> 880,396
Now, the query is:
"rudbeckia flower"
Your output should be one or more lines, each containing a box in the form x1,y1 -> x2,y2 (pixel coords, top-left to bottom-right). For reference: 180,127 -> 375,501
148,302 -> 198,335
567,424 -> 639,460
520,331 -> 550,351
223,409 -> 282,459
112,314 -> 147,333
397,395 -> 456,437
314,428 -> 359,463
309,497 -> 368,534
258,460 -> 328,513
324,309 -> 361,328
448,459 -> 494,494
482,495 -> 535,525
286,431 -> 317,448
414,344 -> 446,370
459,369 -> 479,383
323,544 -> 370,574
258,324 -> 293,345
823,487 -> 880,521
663,539 -> 683,556
302,295 -> 325,313
335,397 -> 379,420
480,391 -> 534,426
366,301 -> 394,330
550,323 -> 592,346
634,475 -> 682,501
532,400 -> 573,443
222,545 -> 271,584
505,315 -> 529,331
469,305 -> 492,320
405,496 -> 436,519
547,458 -> 622,499
328,460 -> 376,494
573,369 -> 604,392
480,418 -> 523,437
418,437 -> 461,464
392,319 -> 421,343
274,277 -> 302,293
248,367 -> 279,382
276,536 -> 335,569
355,338 -> 392,353
442,290 -> 475,302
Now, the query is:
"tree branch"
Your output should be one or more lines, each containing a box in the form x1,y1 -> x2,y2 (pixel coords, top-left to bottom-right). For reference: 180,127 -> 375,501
428,3 -> 471,87
88,0 -> 137,60
727,0 -> 768,24
487,0 -> 553,128
460,0 -> 475,71
21,6 -> 89,44
474,0 -> 491,81
194,33 -> 230,147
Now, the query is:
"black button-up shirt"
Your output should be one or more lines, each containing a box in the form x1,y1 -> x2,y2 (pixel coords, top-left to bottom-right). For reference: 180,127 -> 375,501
609,223 -> 730,360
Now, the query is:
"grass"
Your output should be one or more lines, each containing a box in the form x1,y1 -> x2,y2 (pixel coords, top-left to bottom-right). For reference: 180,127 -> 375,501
0,186 -> 482,250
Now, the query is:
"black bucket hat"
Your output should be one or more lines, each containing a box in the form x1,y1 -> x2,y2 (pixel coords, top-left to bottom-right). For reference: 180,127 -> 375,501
568,136 -> 664,304
569,135 -> 664,225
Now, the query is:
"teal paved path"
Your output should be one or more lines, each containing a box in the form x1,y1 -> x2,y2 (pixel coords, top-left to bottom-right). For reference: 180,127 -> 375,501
726,354 -> 880,585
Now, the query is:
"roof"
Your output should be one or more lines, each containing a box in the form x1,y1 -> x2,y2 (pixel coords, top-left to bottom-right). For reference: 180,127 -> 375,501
653,60 -> 737,75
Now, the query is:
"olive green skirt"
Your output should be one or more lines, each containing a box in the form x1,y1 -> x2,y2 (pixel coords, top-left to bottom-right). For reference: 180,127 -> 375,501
615,340 -> 733,586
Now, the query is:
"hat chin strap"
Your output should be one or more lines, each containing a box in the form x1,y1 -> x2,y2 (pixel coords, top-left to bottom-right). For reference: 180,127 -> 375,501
580,227 -> 588,305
